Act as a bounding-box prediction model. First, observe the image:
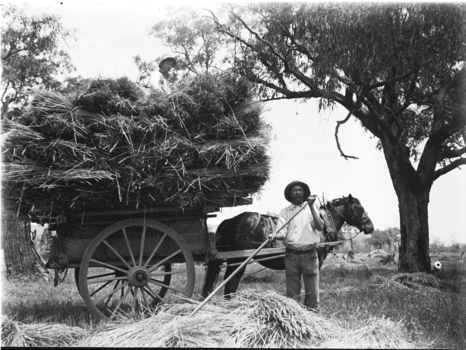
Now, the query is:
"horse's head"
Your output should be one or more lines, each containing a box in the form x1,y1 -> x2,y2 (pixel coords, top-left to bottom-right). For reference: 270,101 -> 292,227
329,194 -> 374,234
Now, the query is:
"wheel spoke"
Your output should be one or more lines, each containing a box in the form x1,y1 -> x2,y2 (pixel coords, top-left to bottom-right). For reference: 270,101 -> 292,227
103,239 -> 131,269
139,225 -> 147,266
132,287 -> 138,313
90,258 -> 128,275
141,288 -> 150,308
143,233 -> 167,268
149,278 -> 185,294
94,281 -> 129,305
122,228 -> 136,267
87,275 -> 127,285
148,249 -> 182,272
89,279 -> 113,297
150,268 -> 188,277
104,280 -> 120,309
144,285 -> 164,304
110,285 -> 132,319
87,272 -> 117,280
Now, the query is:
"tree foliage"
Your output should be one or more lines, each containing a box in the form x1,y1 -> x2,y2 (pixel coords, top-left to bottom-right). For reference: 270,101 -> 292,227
365,227 -> 400,251
149,6 -> 230,75
210,3 -> 466,167
1,4 -> 76,117
203,3 -> 466,272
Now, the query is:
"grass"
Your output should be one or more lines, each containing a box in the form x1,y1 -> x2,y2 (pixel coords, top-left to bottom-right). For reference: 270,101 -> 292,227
2,258 -> 465,348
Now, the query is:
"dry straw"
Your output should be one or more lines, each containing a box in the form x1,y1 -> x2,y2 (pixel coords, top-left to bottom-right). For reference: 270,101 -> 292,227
371,272 -> 459,292
321,315 -> 413,349
2,74 -> 271,222
79,289 -> 338,348
1,316 -> 86,347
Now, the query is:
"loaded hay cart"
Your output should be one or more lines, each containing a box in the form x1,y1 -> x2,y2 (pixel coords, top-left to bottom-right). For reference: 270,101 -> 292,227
35,198 -> 289,321
1,74 -> 282,321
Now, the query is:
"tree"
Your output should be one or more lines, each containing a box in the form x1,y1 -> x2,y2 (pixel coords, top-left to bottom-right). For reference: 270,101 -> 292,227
365,227 -> 400,251
205,3 -> 466,272
1,4 -> 75,118
149,6 -> 230,75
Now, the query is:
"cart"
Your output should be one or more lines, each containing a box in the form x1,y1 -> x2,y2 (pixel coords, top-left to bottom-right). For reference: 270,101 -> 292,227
39,200 -> 287,321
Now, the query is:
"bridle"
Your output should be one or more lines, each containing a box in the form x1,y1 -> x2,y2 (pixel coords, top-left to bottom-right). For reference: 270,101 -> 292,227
323,198 -> 370,241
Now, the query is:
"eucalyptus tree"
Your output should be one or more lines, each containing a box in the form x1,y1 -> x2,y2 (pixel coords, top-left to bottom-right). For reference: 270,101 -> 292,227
206,3 -> 466,272
135,6 -> 231,80
1,4 -> 75,118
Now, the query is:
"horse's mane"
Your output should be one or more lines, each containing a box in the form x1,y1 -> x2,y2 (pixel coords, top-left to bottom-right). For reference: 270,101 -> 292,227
319,196 -> 361,209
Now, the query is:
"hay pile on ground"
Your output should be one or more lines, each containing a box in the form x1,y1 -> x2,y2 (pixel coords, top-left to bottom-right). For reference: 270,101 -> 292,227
321,316 -> 413,349
2,74 -> 270,222
79,289 -> 338,348
1,316 -> 86,347
371,272 -> 459,292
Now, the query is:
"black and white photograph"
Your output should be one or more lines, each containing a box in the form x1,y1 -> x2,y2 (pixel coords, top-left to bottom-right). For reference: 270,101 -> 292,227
1,1 -> 465,348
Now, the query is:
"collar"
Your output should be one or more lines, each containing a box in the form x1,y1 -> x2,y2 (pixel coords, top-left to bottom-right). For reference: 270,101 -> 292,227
289,202 -> 306,210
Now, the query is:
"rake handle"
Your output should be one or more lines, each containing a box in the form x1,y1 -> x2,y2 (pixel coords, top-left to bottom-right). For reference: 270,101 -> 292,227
189,201 -> 310,317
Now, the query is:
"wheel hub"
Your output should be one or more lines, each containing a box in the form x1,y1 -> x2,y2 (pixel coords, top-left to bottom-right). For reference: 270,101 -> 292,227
128,267 -> 150,287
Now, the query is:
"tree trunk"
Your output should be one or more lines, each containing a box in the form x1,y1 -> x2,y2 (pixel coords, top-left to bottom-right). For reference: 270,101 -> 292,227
396,187 -> 431,272
1,209 -> 36,274
383,142 -> 432,272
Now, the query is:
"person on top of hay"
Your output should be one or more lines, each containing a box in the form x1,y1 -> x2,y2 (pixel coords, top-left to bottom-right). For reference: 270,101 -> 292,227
151,53 -> 177,93
269,181 -> 324,312
137,53 -> 177,94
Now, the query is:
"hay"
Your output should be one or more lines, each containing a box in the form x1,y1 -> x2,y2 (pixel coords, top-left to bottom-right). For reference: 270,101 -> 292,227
371,272 -> 458,292
1,316 -> 86,347
79,289 -> 339,348
2,73 -> 271,222
321,315 -> 413,349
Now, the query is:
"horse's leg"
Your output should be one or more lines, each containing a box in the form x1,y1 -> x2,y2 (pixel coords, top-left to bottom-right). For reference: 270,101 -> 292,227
223,260 -> 247,299
201,260 -> 221,298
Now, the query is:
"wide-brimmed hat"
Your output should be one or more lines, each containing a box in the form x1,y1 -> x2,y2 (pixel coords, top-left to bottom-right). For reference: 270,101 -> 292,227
159,54 -> 177,68
284,181 -> 310,202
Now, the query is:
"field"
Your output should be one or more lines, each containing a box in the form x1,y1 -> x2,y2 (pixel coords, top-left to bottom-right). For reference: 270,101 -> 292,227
2,251 -> 465,348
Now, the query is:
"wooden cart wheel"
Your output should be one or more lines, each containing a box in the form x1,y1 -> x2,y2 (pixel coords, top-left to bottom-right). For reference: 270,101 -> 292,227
74,265 -> 172,298
79,219 -> 195,321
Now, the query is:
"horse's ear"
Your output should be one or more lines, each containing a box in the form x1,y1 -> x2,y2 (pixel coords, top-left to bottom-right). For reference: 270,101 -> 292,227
348,194 -> 354,203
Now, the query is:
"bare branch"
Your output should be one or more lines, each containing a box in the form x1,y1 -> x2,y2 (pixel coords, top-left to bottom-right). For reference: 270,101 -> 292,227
335,109 -> 359,160
433,157 -> 466,181
367,68 -> 417,91
440,145 -> 466,159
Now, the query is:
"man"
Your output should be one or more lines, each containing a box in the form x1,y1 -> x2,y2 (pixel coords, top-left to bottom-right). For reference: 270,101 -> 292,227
151,54 -> 177,93
138,54 -> 177,94
269,180 -> 324,312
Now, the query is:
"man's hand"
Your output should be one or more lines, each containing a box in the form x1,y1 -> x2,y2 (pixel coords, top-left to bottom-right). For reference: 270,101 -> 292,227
269,232 -> 285,241
307,195 -> 317,206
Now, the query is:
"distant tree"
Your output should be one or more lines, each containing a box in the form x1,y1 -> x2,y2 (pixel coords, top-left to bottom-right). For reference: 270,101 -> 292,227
207,3 -> 466,272
365,227 -> 400,251
1,4 -> 75,118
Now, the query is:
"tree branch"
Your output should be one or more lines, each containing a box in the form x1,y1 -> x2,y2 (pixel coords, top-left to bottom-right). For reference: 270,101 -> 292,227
433,157 -> 466,181
335,109 -> 359,160
366,68 -> 417,91
440,145 -> 466,159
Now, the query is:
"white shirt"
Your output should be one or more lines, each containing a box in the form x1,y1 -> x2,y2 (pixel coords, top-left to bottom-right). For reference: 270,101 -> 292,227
150,70 -> 171,93
276,203 -> 321,249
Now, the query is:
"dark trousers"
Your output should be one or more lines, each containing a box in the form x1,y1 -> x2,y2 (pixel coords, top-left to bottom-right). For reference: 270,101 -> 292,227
284,247 -> 319,310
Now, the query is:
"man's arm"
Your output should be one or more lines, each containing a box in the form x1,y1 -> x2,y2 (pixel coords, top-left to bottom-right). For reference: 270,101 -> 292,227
307,196 -> 324,231
269,212 -> 288,241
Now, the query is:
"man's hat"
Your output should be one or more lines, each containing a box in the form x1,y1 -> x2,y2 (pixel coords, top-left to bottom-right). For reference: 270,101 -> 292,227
159,54 -> 177,68
284,181 -> 311,203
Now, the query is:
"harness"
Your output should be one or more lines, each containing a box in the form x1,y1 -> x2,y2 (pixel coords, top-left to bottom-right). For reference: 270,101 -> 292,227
322,198 -> 366,241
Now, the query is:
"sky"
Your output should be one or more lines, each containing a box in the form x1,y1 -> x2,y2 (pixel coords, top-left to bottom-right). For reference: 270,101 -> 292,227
3,1 -> 465,245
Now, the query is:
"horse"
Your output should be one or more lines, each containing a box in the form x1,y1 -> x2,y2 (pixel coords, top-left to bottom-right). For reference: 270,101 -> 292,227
201,194 -> 374,298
